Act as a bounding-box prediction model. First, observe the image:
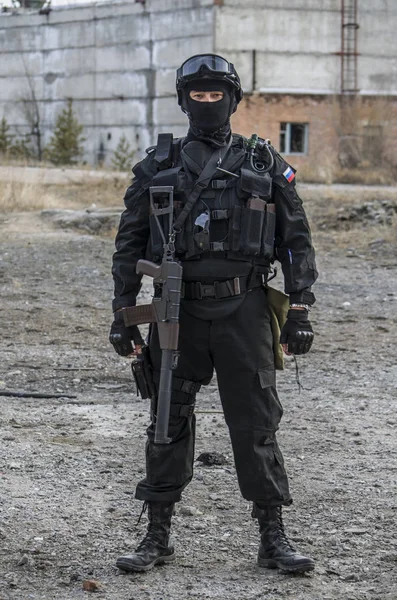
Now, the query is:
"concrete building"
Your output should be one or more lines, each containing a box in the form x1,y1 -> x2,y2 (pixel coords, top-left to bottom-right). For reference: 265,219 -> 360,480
0,0 -> 396,177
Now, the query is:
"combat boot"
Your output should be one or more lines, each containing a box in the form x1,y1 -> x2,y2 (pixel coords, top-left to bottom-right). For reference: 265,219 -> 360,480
116,502 -> 175,572
253,504 -> 315,573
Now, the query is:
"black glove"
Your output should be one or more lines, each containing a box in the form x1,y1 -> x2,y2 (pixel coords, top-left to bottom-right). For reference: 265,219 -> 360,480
279,309 -> 314,355
109,317 -> 144,357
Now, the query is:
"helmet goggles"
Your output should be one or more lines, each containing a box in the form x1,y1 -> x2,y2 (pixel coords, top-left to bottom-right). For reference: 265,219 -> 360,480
176,54 -> 243,109
177,54 -> 239,88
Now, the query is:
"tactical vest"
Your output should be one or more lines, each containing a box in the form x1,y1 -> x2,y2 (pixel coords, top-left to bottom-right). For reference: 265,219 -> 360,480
140,133 -> 277,269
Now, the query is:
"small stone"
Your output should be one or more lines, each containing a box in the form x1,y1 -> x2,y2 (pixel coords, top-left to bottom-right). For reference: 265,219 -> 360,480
209,494 -> 222,501
344,528 -> 368,535
9,462 -> 22,470
196,452 -> 228,466
82,579 -> 101,592
341,573 -> 360,582
17,554 -> 29,566
179,505 -> 202,517
105,459 -> 123,469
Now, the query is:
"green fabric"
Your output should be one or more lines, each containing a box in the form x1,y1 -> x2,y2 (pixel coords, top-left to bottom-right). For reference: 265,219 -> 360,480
266,286 -> 289,371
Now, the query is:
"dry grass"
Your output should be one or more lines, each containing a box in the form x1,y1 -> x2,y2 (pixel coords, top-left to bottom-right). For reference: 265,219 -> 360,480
0,177 -> 128,212
299,162 -> 397,185
312,218 -> 397,256
302,184 -> 397,253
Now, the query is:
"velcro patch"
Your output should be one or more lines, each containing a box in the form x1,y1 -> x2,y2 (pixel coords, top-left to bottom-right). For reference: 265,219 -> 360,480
283,167 -> 295,183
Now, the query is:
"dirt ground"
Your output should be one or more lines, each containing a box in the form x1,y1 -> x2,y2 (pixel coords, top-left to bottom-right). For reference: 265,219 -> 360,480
0,185 -> 397,600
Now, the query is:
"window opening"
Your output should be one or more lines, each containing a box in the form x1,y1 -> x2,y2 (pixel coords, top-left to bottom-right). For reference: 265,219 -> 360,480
279,123 -> 308,155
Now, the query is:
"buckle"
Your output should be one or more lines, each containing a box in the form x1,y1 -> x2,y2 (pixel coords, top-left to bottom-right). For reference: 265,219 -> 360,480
211,209 -> 229,220
180,404 -> 195,417
233,277 -> 241,295
210,242 -> 225,251
201,284 -> 215,298
212,281 -> 221,299
212,180 -> 227,189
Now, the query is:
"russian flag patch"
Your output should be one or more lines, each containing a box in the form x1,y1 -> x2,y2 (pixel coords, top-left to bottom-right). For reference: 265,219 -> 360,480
283,166 -> 295,183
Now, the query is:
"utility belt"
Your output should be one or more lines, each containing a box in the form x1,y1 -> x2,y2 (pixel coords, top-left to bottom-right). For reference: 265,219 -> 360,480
181,272 -> 266,300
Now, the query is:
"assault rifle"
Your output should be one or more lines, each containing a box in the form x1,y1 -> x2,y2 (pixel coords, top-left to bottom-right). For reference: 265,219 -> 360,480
121,186 -> 182,444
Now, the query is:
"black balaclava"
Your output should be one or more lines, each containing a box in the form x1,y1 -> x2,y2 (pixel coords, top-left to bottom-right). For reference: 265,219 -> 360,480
184,80 -> 234,147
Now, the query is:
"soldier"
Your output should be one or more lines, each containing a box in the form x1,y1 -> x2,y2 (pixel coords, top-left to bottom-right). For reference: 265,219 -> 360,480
110,54 -> 318,574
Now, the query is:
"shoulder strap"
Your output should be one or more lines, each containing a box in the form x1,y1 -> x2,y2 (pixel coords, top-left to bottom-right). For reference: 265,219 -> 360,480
155,133 -> 173,170
172,136 -> 233,233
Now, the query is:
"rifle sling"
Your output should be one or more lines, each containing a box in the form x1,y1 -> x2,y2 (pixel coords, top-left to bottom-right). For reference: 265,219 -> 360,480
172,135 -> 233,233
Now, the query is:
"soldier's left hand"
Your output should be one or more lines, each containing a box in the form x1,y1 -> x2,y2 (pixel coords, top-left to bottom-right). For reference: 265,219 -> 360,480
280,309 -> 314,355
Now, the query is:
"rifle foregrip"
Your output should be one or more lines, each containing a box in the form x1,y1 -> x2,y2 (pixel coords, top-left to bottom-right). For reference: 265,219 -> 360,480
136,259 -> 161,279
122,304 -> 156,327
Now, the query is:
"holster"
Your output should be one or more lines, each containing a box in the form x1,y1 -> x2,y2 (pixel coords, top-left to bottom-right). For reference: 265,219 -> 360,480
131,345 -> 155,399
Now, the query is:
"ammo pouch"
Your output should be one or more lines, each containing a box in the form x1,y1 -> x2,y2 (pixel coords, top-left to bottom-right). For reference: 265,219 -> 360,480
232,167 -> 276,260
131,345 -> 155,399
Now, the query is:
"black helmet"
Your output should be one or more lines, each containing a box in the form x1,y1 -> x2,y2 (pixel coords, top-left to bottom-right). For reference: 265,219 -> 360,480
176,54 -> 243,110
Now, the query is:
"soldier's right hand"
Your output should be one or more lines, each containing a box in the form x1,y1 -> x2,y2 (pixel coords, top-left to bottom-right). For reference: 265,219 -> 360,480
109,320 -> 143,357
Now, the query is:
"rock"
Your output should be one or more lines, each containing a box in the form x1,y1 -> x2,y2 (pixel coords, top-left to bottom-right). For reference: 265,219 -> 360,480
196,452 -> 228,466
104,459 -> 123,469
82,579 -> 102,592
16,554 -> 29,566
8,462 -> 22,470
344,528 -> 368,535
341,573 -> 361,582
179,505 -> 202,517
209,494 -> 223,501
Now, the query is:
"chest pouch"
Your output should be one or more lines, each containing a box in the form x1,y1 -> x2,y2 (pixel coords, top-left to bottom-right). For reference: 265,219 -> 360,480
193,209 -> 210,252
238,166 -> 272,200
232,167 -> 275,258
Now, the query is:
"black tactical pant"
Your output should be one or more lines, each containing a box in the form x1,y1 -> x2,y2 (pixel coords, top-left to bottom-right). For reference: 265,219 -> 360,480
135,287 -> 292,507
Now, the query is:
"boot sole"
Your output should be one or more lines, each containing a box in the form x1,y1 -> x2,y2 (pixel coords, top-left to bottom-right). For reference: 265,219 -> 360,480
116,553 -> 175,573
258,557 -> 315,573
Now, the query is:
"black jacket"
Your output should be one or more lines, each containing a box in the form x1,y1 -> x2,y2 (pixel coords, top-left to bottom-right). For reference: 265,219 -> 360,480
111,135 -> 318,312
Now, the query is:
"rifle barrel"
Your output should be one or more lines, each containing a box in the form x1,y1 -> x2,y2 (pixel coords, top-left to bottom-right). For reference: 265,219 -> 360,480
154,349 -> 174,444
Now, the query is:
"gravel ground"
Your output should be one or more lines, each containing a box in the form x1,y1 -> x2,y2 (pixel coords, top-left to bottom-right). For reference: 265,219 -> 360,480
0,195 -> 396,600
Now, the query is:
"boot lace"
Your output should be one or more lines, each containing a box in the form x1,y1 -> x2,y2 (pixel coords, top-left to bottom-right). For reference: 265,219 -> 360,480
135,502 -> 169,553
135,527 -> 165,553
136,501 -> 148,525
274,507 -> 296,552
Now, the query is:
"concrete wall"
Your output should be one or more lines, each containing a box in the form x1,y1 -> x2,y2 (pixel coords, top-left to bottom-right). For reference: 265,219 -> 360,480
215,0 -> 397,96
0,0 -> 214,164
1,0 -> 396,167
